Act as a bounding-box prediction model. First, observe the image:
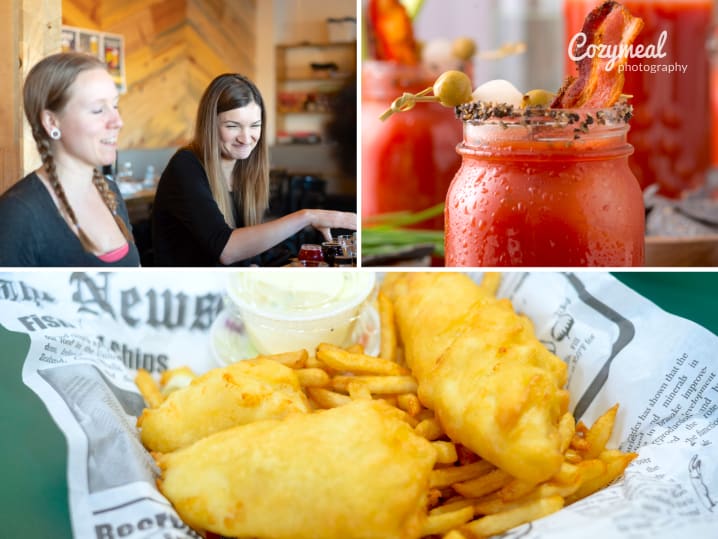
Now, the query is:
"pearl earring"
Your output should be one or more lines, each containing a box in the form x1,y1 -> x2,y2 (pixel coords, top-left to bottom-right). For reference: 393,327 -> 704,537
49,128 -> 61,140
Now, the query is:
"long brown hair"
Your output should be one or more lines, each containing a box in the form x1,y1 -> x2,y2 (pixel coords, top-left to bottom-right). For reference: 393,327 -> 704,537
189,73 -> 269,228
23,51 -> 132,252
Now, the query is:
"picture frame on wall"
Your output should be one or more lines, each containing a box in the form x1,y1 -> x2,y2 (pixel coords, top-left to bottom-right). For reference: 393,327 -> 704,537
61,25 -> 127,94
102,35 -> 126,94
60,28 -> 76,53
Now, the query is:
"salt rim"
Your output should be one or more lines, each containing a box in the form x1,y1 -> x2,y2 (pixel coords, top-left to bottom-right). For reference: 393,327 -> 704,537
455,100 -> 633,139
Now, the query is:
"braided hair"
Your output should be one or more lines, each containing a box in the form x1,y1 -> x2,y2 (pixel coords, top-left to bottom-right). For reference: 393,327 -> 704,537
23,52 -> 132,252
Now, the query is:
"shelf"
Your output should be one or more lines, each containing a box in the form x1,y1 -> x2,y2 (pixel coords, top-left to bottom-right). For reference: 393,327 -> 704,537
276,40 -> 356,50
278,74 -> 353,83
275,41 -> 355,145
277,110 -> 333,115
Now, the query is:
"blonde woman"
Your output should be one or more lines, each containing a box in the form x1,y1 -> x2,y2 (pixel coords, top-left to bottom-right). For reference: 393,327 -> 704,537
0,52 -> 139,266
151,73 -> 356,266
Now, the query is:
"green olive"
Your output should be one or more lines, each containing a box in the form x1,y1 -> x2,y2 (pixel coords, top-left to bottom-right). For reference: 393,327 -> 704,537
433,70 -> 473,107
452,37 -> 477,61
521,89 -> 556,108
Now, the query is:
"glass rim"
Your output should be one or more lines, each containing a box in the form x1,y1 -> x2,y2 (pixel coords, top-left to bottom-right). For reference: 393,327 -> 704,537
455,100 -> 633,130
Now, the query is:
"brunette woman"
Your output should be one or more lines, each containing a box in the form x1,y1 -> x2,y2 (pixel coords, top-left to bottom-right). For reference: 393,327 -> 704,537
0,52 -> 139,266
151,73 -> 356,266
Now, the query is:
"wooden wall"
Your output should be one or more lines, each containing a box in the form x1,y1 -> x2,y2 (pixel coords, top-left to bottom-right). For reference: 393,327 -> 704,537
0,1 -> 22,191
62,0 -> 257,149
0,0 -> 62,194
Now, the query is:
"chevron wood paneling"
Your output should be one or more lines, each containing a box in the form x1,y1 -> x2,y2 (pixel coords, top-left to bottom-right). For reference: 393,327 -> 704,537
62,0 -> 257,149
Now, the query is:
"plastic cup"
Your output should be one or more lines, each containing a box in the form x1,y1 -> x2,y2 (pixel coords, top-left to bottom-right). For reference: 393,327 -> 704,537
226,271 -> 376,355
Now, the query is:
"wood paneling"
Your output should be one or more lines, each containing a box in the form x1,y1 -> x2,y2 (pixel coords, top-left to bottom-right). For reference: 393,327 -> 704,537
0,1 -> 21,194
0,0 -> 62,193
63,0 -> 257,149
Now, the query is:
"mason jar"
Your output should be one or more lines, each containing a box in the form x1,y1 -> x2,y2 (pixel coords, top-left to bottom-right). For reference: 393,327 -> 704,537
445,102 -> 645,266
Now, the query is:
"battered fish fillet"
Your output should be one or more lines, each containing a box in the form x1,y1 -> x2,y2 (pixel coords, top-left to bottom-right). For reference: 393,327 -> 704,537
381,272 -> 497,380
382,273 -> 570,484
137,358 -> 310,453
155,400 -> 437,539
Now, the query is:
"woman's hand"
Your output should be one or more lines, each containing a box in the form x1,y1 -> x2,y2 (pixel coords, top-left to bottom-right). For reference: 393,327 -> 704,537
221,209 -> 357,265
302,209 -> 357,242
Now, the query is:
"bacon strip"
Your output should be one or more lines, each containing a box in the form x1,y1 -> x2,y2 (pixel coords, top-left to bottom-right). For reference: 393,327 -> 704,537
553,1 -> 644,109
367,0 -> 420,65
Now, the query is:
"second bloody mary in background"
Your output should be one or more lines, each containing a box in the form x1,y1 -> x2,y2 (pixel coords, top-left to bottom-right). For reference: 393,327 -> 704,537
564,0 -> 713,198
361,61 -> 462,230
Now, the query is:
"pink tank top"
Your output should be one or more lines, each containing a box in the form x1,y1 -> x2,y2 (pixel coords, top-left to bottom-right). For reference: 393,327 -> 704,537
97,243 -> 130,263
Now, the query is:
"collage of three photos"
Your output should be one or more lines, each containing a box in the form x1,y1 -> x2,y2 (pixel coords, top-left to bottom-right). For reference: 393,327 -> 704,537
1,1 -> 717,539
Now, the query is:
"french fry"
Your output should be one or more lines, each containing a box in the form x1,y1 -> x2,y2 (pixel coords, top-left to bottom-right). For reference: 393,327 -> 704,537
295,368 -> 330,388
135,369 -> 164,408
430,497 -> 476,515
427,488 -> 444,509
453,469 -> 512,499
552,461 -> 580,485
472,493 -> 509,516
564,448 -> 583,464
576,458 -> 607,484
498,478 -> 539,502
397,393 -> 423,417
317,343 -> 406,375
443,530 -> 469,539
261,349 -> 308,369
347,380 -> 372,400
462,495 -> 564,538
378,291 -> 398,362
433,441 -> 459,464
332,375 -> 418,394
380,395 -> 400,408
570,436 -> 590,452
583,403 -> 618,459
558,412 -> 576,454
375,399 -> 419,427
423,505 -> 474,536
415,417 -> 444,441
430,460 -> 497,489
305,355 -> 324,369
534,477 -> 582,499
417,408 -> 437,422
565,450 -> 637,504
345,343 -> 364,354
306,387 -> 352,408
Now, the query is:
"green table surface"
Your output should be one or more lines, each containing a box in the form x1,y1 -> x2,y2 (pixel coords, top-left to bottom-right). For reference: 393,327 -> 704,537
1,271 -> 716,538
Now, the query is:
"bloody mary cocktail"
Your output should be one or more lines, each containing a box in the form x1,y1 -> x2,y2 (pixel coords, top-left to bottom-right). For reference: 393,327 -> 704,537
564,0 -> 713,198
362,61 -> 463,230
445,103 -> 645,266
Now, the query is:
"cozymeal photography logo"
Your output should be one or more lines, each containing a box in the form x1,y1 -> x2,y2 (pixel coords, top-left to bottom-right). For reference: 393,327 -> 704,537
568,29 -> 688,74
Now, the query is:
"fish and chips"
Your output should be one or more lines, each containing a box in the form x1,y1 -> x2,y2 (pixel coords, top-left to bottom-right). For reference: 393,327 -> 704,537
135,272 -> 637,539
